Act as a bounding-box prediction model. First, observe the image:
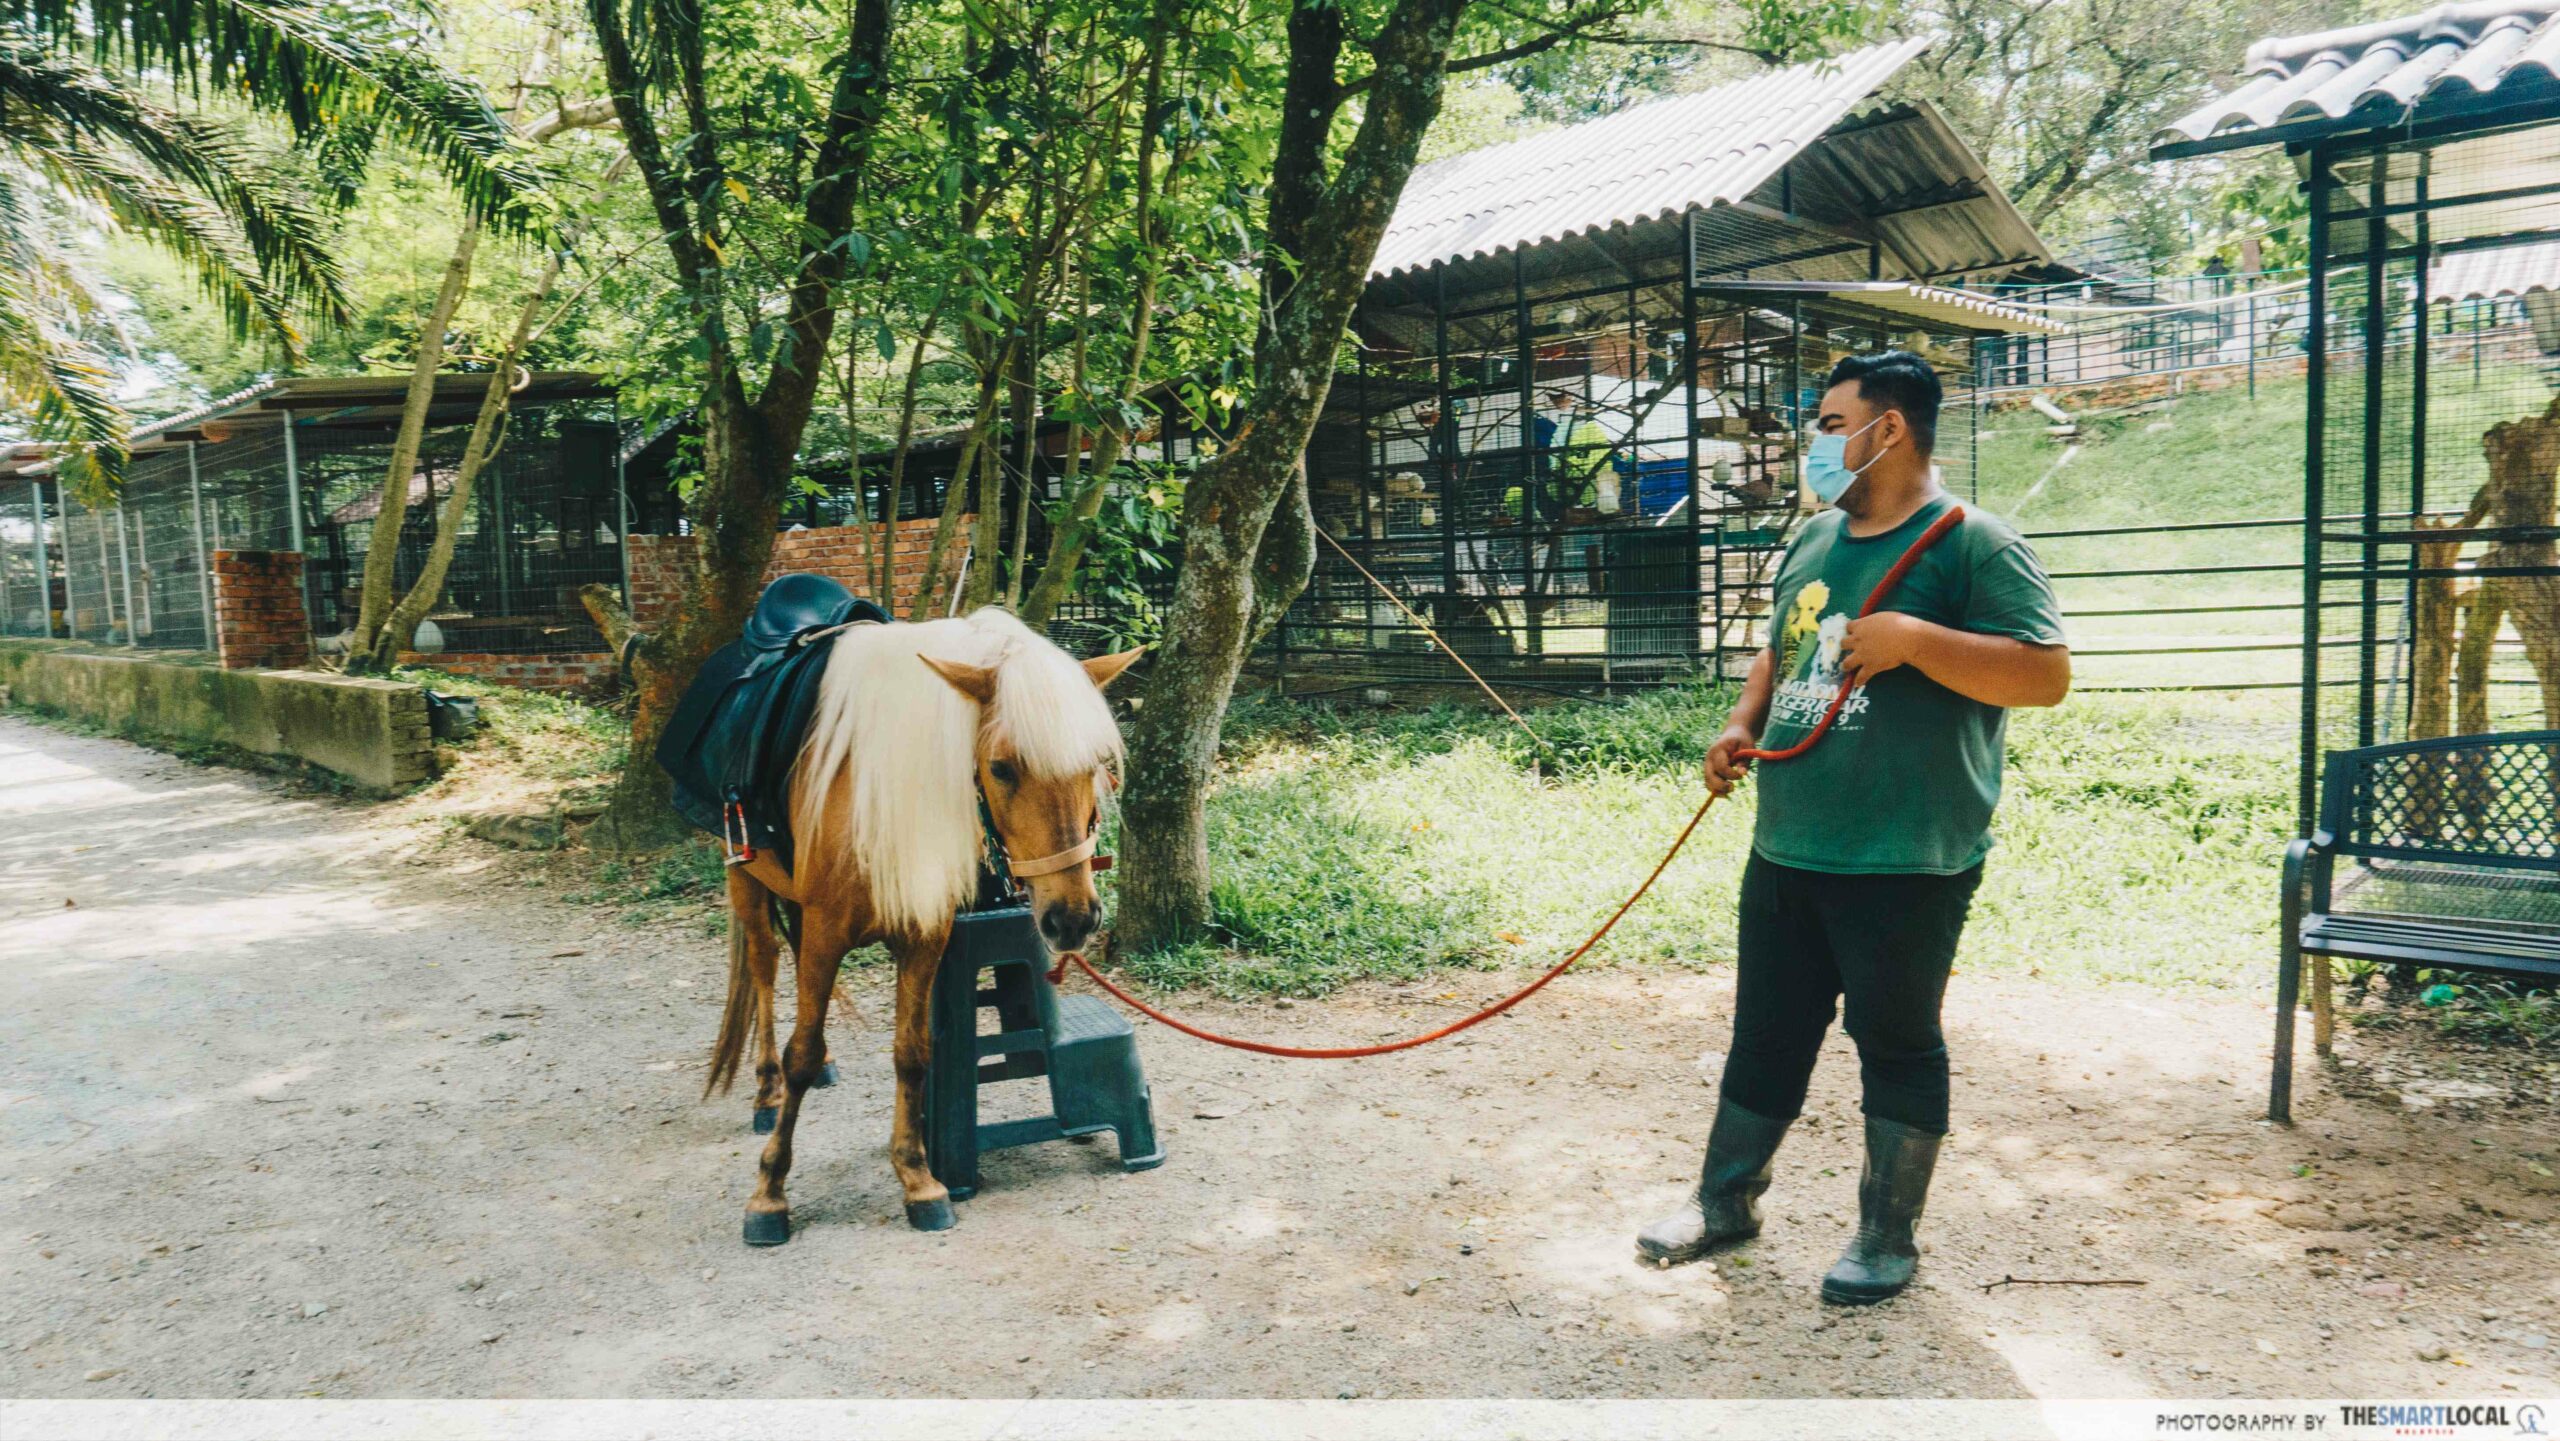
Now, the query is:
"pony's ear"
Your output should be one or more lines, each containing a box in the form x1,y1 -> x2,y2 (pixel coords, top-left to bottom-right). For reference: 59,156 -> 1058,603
919,654 -> 998,704
1082,647 -> 1145,691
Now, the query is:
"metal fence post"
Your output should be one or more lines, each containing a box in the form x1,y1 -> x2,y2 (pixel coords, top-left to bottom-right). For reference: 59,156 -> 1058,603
91,500 -> 115,638
58,484 -> 81,639
188,441 -> 213,647
280,408 -> 310,630
613,398 -> 633,609
280,410 -> 305,553
27,481 -> 52,636
114,504 -> 140,646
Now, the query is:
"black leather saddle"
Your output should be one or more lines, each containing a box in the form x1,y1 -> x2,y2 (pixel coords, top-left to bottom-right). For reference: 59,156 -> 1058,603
656,573 -> 891,874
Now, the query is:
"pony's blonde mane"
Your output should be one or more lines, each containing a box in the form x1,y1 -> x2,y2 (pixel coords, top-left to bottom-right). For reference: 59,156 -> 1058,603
794,607 -> 1123,934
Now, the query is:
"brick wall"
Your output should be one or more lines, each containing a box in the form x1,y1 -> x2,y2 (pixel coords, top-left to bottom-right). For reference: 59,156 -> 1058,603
625,533 -> 693,634
403,651 -> 619,699
210,550 -> 311,671
627,517 -> 965,631
421,519 -> 965,700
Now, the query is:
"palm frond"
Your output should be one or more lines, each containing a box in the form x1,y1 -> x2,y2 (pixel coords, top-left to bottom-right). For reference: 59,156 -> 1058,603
0,264 -> 130,499
18,139 -> 304,349
4,0 -> 538,233
0,35 -> 350,327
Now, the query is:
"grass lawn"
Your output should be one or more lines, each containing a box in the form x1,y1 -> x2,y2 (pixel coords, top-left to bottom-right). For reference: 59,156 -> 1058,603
1970,361 -> 2557,695
1109,684 -> 2299,1000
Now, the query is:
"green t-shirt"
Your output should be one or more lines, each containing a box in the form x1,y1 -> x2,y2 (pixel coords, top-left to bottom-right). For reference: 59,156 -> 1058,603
1751,494 -> 2065,875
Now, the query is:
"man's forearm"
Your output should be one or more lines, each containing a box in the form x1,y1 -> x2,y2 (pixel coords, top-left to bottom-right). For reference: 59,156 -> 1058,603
1726,646 -> 1776,740
1907,625 -> 2070,708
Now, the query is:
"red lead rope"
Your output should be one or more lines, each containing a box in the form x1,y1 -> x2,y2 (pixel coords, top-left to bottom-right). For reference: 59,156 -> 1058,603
1063,506 -> 1969,1059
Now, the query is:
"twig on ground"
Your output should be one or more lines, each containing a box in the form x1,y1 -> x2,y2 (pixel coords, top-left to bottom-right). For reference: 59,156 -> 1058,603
1977,1275 -> 2147,1294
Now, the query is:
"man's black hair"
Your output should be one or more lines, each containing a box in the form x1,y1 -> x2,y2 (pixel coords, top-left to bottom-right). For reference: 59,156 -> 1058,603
1826,350 -> 1940,457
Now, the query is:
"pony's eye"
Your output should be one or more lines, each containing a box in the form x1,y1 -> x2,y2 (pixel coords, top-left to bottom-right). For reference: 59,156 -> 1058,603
988,759 -> 1018,787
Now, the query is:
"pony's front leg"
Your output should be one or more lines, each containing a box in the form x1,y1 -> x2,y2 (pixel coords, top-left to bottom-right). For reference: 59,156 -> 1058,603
741,915 -> 852,1248
889,927 -> 954,1231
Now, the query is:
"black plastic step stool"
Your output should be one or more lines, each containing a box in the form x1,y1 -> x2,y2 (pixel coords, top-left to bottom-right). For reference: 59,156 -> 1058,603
925,904 -> 1164,1199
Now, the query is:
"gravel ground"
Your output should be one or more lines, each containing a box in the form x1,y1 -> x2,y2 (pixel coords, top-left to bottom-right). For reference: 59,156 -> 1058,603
3,715 -> 2555,1401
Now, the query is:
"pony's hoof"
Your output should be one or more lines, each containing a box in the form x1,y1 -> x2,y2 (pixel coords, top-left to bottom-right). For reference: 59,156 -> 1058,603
742,1210 -> 792,1247
905,1198 -> 957,1232
752,1106 -> 777,1135
811,1061 -> 840,1088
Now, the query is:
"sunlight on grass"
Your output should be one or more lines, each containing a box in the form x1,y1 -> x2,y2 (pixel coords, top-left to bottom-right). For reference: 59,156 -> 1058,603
1147,684 -> 2299,998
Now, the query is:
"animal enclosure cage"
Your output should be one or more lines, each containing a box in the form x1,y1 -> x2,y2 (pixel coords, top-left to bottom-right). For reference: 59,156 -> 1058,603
1280,226 -> 2056,694
2304,128 -> 2560,818
0,457 -> 61,639
1269,38 -> 2066,694
16,376 -> 625,658
2155,0 -> 2560,938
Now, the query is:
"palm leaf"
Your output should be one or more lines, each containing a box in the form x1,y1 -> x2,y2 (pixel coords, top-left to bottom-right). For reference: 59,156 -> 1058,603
0,39 -> 348,327
4,0 -> 537,232
19,141 -> 306,347
0,263 -> 130,501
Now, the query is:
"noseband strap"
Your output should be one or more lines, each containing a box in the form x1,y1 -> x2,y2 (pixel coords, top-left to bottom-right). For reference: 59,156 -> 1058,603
1004,831 -> 1099,878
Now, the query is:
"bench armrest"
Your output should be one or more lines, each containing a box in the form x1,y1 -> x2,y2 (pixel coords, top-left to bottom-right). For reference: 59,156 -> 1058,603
2282,836 -> 2322,929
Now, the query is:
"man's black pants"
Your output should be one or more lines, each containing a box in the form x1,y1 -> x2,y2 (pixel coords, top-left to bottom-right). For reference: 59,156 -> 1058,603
1716,853 -> 1984,1135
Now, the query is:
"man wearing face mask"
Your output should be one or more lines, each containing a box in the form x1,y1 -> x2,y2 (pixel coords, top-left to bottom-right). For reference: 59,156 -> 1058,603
1635,350 -> 2069,1305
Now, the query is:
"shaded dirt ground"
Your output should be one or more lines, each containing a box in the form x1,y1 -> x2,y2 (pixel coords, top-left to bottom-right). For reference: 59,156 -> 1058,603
3,716 -> 2555,1402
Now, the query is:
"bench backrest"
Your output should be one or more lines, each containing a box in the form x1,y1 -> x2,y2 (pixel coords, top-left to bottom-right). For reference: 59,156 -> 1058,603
2319,731 -> 2560,872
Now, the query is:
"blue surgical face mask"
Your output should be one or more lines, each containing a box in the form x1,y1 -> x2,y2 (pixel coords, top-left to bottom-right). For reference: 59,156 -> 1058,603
1803,414 -> 1891,504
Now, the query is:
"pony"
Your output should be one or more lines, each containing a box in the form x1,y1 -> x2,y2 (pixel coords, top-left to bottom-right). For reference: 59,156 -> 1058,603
708,606 -> 1140,1244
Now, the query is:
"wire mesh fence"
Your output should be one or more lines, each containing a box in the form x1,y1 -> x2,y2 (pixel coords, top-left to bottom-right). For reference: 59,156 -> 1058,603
2307,119 -> 2560,829
0,480 -> 57,638
1975,264 -> 2550,403
11,397 -> 627,662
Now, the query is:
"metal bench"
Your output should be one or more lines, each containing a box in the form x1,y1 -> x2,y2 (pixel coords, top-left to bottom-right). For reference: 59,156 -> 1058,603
2273,730 -> 2560,1123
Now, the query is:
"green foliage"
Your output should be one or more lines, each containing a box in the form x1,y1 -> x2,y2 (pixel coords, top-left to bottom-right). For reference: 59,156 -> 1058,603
1130,683 -> 2300,999
1890,0 -> 2360,244
1056,469 -> 1183,647
0,0 -> 533,493
2419,981 -> 2559,1047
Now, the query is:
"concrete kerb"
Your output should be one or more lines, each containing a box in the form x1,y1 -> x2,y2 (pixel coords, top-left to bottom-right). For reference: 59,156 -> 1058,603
0,639 -> 433,793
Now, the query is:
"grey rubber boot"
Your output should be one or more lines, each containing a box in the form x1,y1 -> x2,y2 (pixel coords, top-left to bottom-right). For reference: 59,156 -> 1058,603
1635,1099 -> 1792,1266
1820,1116 -> 1944,1305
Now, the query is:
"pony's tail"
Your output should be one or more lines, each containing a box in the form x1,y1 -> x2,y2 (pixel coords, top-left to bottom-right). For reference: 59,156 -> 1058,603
705,896 -> 755,1099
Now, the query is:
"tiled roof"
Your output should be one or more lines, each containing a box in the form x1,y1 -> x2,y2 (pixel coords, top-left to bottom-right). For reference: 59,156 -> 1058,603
2156,1 -> 2560,154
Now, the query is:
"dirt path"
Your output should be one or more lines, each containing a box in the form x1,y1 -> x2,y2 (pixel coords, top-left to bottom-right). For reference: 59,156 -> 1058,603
3,716 -> 2555,1403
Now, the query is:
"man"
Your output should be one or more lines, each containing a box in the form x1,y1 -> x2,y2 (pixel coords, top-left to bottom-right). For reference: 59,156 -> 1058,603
1635,350 -> 2069,1305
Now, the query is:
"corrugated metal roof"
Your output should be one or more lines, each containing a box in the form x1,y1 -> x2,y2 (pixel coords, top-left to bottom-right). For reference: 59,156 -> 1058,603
1692,280 -> 2067,334
2433,236 -> 2560,298
1370,37 -> 1934,280
127,379 -> 282,447
124,372 -> 612,453
2156,1 -> 2560,154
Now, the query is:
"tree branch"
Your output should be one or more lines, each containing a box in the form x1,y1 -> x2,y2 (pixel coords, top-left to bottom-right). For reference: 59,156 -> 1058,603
755,0 -> 900,434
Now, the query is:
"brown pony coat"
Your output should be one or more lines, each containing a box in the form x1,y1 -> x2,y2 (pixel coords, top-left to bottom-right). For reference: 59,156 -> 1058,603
702,610 -> 1138,1242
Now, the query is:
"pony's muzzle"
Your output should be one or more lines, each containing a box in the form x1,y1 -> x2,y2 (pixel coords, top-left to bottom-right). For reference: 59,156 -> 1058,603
1038,899 -> 1099,955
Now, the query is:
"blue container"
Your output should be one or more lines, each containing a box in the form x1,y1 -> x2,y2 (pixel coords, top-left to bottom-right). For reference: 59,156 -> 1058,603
1632,457 -> 1693,518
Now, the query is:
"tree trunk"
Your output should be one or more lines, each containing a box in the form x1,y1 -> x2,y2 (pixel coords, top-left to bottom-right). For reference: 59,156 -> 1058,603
964,395 -> 1007,611
1115,0 -> 1467,951
585,390 -> 795,850
347,222 -> 478,667
908,360 -> 1007,619
364,253 -> 564,672
341,92 -> 621,670
583,0 -> 897,852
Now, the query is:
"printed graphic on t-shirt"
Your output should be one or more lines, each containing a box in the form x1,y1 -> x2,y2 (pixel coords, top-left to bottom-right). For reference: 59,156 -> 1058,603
1770,577 -> 1871,735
